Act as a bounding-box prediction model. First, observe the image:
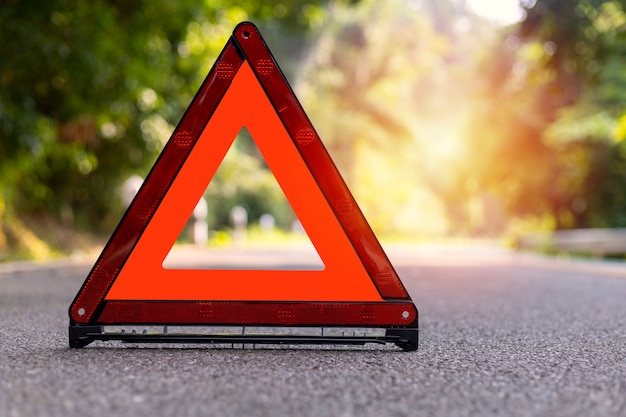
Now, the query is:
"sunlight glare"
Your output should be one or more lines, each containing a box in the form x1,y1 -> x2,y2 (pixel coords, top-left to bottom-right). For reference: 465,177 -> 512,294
465,0 -> 525,25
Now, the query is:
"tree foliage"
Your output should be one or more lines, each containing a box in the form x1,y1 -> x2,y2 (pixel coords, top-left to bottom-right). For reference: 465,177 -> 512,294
3,0 -> 626,259
0,0 -> 330,257
512,0 -> 626,228
300,0 -> 626,235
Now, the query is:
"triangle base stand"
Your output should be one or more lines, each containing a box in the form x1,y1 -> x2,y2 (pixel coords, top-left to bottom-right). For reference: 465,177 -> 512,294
69,324 -> 418,351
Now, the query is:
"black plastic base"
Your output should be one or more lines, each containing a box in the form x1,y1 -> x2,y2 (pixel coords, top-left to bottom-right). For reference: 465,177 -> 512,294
69,324 -> 418,351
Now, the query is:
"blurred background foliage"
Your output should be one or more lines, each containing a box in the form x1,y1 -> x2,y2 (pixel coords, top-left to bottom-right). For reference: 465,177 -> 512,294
1,0 -> 625,259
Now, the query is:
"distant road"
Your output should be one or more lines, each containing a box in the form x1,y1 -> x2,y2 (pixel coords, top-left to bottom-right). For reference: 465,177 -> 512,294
0,245 -> 624,417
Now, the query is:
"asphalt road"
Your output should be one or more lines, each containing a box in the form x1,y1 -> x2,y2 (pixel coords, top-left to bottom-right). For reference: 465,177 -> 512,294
0,245 -> 624,417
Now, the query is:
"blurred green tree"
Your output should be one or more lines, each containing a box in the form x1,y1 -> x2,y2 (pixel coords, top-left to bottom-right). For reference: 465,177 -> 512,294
453,0 -> 626,232
536,0 -> 626,228
0,0 -> 334,257
299,0 -> 626,236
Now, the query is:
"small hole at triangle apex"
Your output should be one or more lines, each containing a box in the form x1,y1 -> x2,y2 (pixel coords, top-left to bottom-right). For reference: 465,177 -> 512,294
242,31 -> 251,39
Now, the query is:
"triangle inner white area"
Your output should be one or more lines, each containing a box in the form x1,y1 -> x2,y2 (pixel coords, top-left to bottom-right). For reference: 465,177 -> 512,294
162,128 -> 325,271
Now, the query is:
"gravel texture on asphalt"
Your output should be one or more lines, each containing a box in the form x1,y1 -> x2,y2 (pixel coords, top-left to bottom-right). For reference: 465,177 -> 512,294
0,249 -> 624,417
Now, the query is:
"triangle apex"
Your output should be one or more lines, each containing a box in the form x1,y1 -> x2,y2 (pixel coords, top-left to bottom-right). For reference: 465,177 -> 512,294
233,21 -> 260,38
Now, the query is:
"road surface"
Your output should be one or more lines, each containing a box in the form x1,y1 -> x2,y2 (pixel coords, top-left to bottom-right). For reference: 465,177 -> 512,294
0,244 -> 624,417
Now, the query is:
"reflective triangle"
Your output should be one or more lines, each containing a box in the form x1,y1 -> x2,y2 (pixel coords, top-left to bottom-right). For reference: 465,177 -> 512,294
69,22 -> 416,332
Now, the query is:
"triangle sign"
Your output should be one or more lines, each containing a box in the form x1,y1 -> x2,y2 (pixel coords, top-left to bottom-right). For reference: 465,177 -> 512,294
69,22 -> 418,350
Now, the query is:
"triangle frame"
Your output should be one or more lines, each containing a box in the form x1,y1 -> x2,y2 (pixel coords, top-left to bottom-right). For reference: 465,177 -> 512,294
68,22 -> 418,350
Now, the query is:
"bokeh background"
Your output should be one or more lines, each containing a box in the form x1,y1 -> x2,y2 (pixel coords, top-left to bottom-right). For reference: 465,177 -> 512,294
1,0 -> 625,260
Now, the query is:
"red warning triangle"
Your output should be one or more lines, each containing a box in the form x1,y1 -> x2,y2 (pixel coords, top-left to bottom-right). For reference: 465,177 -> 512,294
69,22 -> 417,349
